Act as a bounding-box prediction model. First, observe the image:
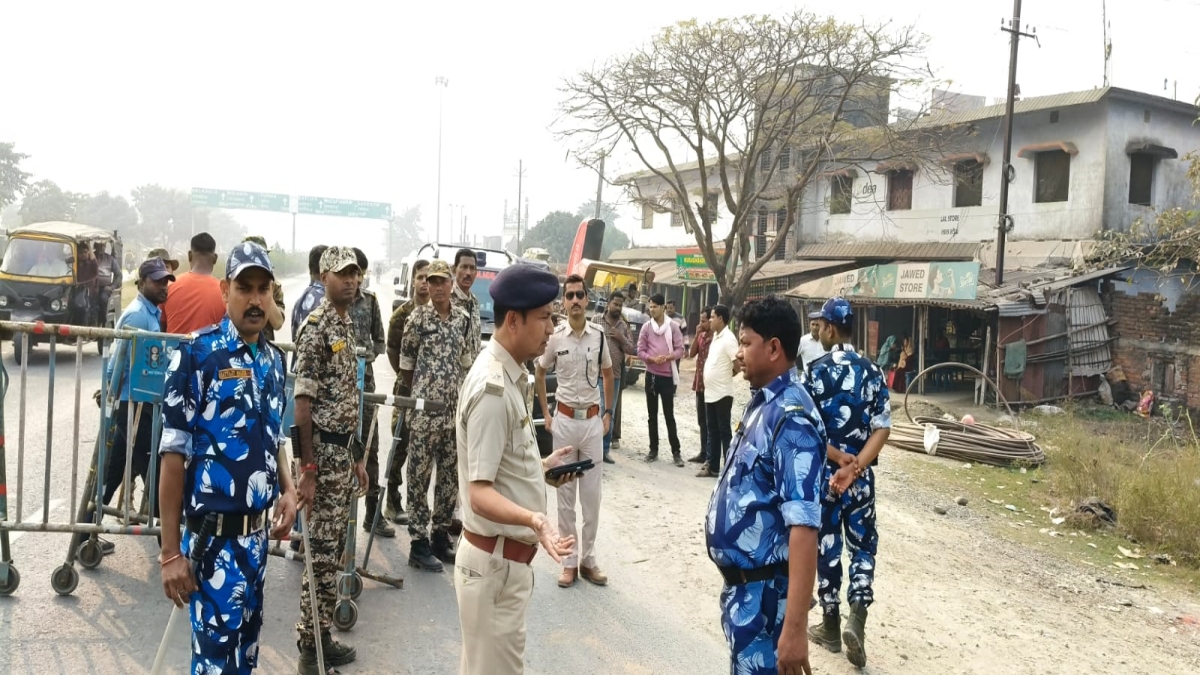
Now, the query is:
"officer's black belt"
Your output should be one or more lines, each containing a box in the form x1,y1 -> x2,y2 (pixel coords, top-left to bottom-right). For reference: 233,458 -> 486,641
718,562 -> 787,586
315,428 -> 353,448
186,512 -> 266,538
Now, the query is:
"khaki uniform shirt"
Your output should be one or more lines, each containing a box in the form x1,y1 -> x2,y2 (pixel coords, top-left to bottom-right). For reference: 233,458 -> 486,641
400,304 -> 471,429
457,340 -> 544,546
453,285 -> 482,362
537,320 -> 611,409
294,299 -> 359,436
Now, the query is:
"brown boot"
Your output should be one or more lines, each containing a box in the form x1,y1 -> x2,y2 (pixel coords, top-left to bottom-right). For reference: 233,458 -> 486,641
580,565 -> 608,586
558,567 -> 578,588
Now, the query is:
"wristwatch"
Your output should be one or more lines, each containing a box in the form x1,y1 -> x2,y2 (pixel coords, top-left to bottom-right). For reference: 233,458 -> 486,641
603,409 -> 613,418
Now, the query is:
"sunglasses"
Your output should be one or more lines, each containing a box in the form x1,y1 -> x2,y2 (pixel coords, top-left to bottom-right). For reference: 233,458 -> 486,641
564,290 -> 587,300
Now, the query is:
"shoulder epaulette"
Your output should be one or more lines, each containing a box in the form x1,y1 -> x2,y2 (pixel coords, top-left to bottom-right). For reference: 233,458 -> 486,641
484,359 -> 505,396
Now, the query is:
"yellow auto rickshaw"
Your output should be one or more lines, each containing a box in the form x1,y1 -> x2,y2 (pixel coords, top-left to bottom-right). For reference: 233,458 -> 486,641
0,221 -> 124,363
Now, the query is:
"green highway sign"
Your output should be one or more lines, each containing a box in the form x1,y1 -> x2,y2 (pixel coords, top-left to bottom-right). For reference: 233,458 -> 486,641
297,195 -> 392,220
190,187 -> 291,213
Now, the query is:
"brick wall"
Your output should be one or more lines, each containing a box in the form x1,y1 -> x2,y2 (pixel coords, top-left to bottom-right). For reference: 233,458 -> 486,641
1104,279 -> 1200,411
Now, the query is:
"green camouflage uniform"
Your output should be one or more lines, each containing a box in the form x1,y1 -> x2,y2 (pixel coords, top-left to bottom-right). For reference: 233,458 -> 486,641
452,285 -> 482,365
292,298 -> 359,650
348,288 -> 386,506
400,303 -> 471,541
385,298 -> 421,509
262,281 -> 286,342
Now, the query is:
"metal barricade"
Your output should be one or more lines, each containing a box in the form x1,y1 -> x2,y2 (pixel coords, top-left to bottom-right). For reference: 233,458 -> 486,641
0,318 -> 444,600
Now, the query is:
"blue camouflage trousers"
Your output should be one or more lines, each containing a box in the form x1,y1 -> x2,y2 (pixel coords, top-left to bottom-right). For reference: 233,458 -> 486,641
181,526 -> 269,675
817,465 -> 878,614
719,570 -> 789,675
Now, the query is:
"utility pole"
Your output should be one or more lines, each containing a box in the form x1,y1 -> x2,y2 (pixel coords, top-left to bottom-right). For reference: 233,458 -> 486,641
515,160 -> 525,253
435,75 -> 449,243
995,0 -> 1038,286
594,155 -> 605,219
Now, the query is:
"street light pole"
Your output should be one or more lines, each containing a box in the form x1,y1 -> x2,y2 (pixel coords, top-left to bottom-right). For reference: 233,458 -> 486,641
435,75 -> 449,244
995,1 -> 1036,286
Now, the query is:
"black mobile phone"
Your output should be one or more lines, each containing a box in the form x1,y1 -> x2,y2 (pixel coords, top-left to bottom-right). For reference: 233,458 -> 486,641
545,459 -> 595,479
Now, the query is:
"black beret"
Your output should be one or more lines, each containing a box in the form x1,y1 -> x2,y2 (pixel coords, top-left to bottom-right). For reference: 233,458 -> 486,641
492,263 -> 559,310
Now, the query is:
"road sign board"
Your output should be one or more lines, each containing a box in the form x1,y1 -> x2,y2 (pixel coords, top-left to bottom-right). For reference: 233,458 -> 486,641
190,188 -> 291,213
296,195 -> 392,220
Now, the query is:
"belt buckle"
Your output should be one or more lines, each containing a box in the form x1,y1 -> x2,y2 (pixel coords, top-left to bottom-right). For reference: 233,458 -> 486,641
242,514 -> 251,535
738,569 -> 749,584
573,408 -> 588,421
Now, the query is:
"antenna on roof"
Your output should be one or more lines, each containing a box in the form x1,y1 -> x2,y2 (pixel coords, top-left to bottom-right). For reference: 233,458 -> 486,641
1102,0 -> 1112,87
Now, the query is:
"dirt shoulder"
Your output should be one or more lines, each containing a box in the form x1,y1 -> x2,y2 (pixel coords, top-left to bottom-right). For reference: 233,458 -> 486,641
599,370 -> 1199,674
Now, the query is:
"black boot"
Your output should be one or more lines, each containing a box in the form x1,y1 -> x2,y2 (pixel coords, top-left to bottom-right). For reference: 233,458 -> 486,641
645,450 -> 659,463
297,643 -> 342,675
362,497 -> 396,538
321,632 -> 357,665
842,603 -> 868,667
408,538 -> 444,572
808,612 -> 842,653
431,530 -> 457,564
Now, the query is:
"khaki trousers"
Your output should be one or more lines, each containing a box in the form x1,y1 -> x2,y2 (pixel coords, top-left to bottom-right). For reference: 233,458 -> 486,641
552,411 -> 604,568
455,537 -> 535,675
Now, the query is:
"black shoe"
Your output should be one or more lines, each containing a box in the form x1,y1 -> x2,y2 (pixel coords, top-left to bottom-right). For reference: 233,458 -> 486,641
363,517 -> 396,538
644,452 -> 658,463
98,538 -> 116,555
321,633 -> 357,666
842,603 -> 869,667
387,503 -> 410,525
408,539 -> 444,572
687,453 -> 706,464
672,454 -> 685,467
603,454 -> 615,464
431,530 -> 457,565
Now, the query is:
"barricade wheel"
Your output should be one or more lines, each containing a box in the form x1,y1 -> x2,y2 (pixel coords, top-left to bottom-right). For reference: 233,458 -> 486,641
0,565 -> 19,595
51,565 -> 79,596
78,540 -> 104,569
333,599 -> 358,631
339,572 -> 363,600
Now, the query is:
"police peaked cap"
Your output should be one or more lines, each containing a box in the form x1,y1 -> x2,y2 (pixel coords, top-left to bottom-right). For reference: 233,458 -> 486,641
491,263 -> 559,310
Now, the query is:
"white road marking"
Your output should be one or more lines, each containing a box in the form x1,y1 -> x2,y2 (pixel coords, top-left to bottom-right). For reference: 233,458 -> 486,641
9,498 -> 66,543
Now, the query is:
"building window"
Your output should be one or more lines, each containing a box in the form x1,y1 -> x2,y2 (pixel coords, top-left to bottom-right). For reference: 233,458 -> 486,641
953,160 -> 984,207
760,147 -> 772,172
671,209 -> 683,227
1034,150 -> 1070,203
641,203 -> 654,229
829,175 -> 852,215
887,169 -> 913,211
779,147 -> 791,171
1129,154 -> 1155,206
774,208 -> 787,260
756,208 -> 768,258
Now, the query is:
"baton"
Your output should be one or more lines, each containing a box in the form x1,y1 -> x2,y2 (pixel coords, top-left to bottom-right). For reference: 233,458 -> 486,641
292,424 -> 326,675
151,514 -> 217,674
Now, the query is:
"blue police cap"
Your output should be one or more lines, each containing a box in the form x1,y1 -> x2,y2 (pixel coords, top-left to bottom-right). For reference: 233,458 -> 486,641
491,263 -> 559,310
226,241 -> 275,280
818,297 -> 853,326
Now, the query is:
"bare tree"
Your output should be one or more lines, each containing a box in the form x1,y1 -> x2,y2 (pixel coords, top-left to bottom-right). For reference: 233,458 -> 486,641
557,12 -> 945,306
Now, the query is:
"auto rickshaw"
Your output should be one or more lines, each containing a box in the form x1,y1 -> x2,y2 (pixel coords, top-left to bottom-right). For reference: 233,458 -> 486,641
0,221 -> 123,363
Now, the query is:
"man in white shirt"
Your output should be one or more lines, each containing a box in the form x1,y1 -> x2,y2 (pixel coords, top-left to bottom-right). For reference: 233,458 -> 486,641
698,304 -> 740,477
798,314 -> 830,372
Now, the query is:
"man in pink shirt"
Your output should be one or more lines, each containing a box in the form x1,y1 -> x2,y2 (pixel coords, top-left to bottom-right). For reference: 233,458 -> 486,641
162,233 -> 225,334
636,293 -> 685,466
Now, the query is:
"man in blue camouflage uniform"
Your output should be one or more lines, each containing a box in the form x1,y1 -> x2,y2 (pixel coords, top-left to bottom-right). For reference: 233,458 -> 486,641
400,259 -> 472,572
349,247 -> 394,538
706,296 -> 826,675
289,245 -> 329,367
292,246 -> 368,674
158,241 -> 298,674
800,297 -> 891,668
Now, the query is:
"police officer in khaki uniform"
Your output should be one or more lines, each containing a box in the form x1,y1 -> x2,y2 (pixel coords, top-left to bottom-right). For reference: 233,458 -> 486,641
293,246 -> 368,674
455,264 -> 580,675
535,273 -> 613,588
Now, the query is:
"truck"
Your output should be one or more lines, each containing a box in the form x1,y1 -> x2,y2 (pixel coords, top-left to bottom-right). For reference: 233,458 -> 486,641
391,243 -> 556,455
575,258 -> 655,389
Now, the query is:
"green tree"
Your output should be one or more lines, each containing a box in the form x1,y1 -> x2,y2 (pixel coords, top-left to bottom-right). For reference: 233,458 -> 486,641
131,184 -> 192,250
573,200 -> 630,259
382,205 -> 424,268
522,210 -> 580,263
74,191 -> 138,234
193,209 -> 247,249
558,11 -> 933,307
19,179 -> 80,224
0,142 -> 31,208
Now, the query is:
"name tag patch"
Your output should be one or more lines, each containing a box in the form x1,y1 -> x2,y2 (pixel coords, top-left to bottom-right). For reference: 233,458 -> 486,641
331,339 -> 347,353
218,368 -> 252,380
556,349 -> 569,356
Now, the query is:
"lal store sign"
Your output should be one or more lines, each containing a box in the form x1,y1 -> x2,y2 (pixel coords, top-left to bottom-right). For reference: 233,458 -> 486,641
675,246 -> 724,282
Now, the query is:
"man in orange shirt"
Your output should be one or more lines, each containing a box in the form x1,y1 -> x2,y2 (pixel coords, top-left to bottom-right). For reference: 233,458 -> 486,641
162,232 -> 226,334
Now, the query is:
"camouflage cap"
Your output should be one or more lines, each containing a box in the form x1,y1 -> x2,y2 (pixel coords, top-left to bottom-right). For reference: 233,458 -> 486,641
147,247 -> 180,271
320,246 -> 360,274
425,259 -> 453,279
226,241 -> 275,280
817,297 -> 854,326
242,235 -> 271,252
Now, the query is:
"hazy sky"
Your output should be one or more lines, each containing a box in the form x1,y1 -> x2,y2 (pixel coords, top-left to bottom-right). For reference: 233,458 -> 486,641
4,0 -> 1197,253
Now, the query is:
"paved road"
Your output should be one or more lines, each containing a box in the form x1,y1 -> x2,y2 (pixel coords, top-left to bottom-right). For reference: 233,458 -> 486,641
0,274 -> 730,674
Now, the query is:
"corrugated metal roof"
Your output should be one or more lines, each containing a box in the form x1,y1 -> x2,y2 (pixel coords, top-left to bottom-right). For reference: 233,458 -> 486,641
796,242 -> 980,261
1061,286 -> 1114,378
1034,265 -> 1130,292
609,247 -> 680,263
754,258 -> 856,280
